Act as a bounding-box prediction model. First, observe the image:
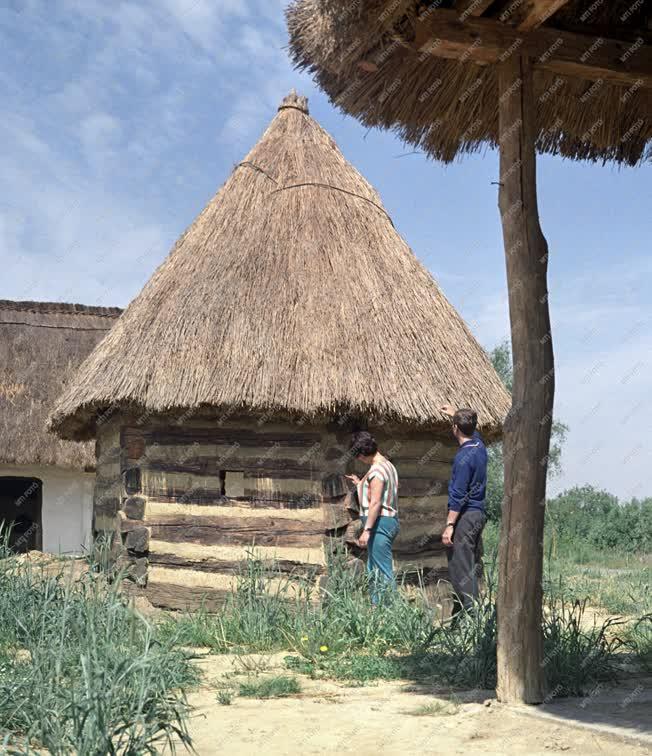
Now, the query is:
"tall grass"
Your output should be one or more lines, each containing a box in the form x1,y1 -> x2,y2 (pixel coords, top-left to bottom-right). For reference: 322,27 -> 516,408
162,546 -> 636,698
0,547 -> 197,754
160,547 -> 438,657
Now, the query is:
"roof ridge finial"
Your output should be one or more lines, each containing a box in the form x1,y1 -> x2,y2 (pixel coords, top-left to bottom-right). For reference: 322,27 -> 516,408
278,89 -> 309,115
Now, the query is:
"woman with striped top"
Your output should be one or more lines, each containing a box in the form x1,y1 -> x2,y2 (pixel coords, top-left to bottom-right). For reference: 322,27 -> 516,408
346,431 -> 400,604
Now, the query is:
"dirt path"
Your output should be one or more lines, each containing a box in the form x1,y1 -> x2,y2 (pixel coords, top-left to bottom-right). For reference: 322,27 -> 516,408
178,653 -> 651,756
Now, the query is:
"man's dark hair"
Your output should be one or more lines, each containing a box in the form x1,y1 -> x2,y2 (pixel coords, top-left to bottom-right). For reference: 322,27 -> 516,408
350,430 -> 378,458
453,408 -> 477,437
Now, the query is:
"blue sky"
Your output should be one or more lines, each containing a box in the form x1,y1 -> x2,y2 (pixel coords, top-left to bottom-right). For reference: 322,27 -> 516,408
2,0 -> 651,499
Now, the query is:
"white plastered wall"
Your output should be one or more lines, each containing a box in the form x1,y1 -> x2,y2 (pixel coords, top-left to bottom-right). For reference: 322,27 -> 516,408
0,464 -> 94,555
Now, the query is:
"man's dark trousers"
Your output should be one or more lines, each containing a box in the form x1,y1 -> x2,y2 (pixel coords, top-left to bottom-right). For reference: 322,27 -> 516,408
447,509 -> 486,617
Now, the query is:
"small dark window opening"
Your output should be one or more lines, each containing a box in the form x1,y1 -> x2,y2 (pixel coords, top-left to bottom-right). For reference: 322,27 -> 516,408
218,470 -> 245,498
0,477 -> 43,553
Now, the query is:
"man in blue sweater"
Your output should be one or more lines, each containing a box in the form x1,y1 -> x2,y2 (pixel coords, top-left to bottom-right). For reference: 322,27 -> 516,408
440,404 -> 488,619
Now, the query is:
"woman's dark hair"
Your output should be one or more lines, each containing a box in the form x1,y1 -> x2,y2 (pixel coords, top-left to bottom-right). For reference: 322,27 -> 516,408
453,408 -> 477,437
350,431 -> 378,458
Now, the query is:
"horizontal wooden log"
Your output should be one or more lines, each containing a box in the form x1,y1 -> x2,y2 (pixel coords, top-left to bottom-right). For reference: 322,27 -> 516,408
144,500 -> 324,523
395,495 -> 449,517
149,518 -> 325,548
149,539 -> 328,566
392,460 -> 452,480
324,437 -> 458,463
148,551 -> 325,576
145,582 -> 230,611
128,426 -> 322,448
149,566 -> 318,595
139,489 -> 322,508
142,442 -> 325,469
415,7 -> 652,88
396,477 -> 449,497
143,495 -> 322,511
141,458 -> 321,479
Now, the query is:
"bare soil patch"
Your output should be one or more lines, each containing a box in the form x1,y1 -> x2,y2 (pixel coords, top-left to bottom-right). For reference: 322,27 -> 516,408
178,653 -> 650,755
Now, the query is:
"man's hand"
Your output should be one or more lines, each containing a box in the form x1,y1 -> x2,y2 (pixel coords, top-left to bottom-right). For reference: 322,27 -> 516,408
440,403 -> 456,418
345,474 -> 361,486
441,524 -> 454,547
357,529 -> 370,548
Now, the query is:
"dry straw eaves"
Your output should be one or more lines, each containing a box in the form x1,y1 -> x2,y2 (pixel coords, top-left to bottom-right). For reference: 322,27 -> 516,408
286,0 -> 651,165
0,300 -> 121,470
49,92 -> 511,442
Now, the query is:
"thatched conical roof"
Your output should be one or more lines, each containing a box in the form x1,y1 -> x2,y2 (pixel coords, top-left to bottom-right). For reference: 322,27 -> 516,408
49,91 -> 510,441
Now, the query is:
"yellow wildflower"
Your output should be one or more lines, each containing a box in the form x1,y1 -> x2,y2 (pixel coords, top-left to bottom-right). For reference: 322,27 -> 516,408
300,636 -> 309,642
319,645 -> 328,653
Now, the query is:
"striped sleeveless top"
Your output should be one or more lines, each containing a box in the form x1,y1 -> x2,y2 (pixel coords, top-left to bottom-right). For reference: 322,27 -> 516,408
359,458 -> 399,518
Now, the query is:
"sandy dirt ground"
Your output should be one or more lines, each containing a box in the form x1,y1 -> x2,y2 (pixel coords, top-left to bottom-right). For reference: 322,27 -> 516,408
176,653 -> 651,756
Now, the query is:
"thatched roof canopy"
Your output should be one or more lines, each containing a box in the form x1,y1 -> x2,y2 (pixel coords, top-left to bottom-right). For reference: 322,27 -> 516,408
0,300 -> 121,470
49,91 -> 511,442
287,1 -> 651,165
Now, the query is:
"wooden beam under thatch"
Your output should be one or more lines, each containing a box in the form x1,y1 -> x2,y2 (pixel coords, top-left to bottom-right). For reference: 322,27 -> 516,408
415,8 -> 652,88
507,1 -> 573,32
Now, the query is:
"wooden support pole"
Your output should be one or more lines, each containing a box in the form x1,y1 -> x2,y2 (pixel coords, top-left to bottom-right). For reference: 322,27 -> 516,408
497,53 -> 554,704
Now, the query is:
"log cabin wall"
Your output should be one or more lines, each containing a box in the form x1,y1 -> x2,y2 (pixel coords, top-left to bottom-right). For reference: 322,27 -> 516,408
92,414 -> 456,610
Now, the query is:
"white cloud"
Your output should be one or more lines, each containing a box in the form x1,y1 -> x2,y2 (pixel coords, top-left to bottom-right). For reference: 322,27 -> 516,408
79,112 -> 123,173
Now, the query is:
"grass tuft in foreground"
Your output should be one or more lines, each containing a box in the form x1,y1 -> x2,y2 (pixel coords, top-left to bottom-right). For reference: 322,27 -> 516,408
238,675 -> 301,699
0,544 -> 197,755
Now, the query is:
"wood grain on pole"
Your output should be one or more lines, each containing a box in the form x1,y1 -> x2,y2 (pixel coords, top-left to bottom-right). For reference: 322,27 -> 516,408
496,53 -> 554,704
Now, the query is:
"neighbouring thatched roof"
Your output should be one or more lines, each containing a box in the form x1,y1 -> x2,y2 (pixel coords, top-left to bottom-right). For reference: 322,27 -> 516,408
50,91 -> 511,441
287,0 -> 651,165
0,300 -> 121,470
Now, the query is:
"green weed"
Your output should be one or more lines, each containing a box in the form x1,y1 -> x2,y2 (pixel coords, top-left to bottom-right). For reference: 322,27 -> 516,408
238,675 -> 301,699
216,688 -> 235,706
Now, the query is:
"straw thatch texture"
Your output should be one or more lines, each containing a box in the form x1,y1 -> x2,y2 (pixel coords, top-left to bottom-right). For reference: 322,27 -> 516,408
287,0 -> 651,165
0,300 -> 121,469
50,92 -> 511,441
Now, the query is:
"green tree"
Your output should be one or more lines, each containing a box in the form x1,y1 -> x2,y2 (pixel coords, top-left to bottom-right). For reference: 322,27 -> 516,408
486,340 -> 569,520
546,486 -> 652,552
